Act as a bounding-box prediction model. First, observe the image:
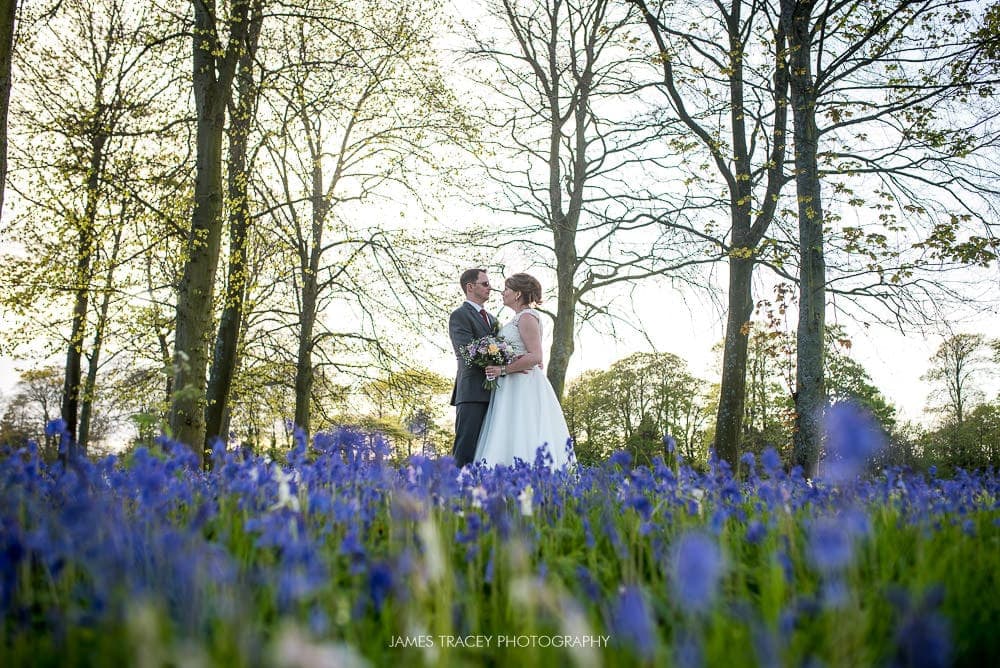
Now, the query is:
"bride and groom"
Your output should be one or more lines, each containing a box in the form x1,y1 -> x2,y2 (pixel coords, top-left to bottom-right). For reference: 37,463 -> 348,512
448,268 -> 574,469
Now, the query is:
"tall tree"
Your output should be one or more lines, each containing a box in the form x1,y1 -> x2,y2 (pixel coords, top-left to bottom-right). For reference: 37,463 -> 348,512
256,0 -> 470,437
169,0 -> 263,459
0,0 -> 17,218
771,0 -> 1000,475
922,333 -> 988,426
467,0 -> 696,399
203,1 -> 263,454
630,0 -> 791,467
778,0 -> 826,474
3,0 -> 180,455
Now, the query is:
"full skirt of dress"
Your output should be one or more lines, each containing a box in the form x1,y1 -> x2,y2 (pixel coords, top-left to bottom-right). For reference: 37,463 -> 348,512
474,366 -> 574,469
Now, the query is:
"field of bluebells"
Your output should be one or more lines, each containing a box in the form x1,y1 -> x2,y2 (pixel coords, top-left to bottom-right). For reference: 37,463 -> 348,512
2,405 -> 998,667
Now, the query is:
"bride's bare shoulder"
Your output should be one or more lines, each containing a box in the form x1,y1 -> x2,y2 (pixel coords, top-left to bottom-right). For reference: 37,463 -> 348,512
515,309 -> 542,329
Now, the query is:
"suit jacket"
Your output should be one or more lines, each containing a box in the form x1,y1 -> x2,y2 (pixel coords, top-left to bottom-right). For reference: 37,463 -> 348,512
449,302 -> 496,405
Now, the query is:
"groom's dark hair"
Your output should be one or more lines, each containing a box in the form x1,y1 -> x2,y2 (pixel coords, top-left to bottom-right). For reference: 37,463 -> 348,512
460,268 -> 486,292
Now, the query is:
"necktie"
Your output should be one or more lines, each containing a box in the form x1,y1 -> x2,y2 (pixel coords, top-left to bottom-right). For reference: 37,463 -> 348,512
479,308 -> 490,328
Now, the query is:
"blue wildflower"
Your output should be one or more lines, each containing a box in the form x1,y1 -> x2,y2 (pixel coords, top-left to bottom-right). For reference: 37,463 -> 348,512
45,418 -> 68,438
671,531 -> 723,613
893,611 -> 951,668
627,494 -> 652,520
807,518 -> 853,574
610,451 -> 633,469
822,401 -> 886,482
367,562 -> 393,614
746,520 -> 767,545
761,447 -> 782,475
576,565 -> 600,601
673,632 -> 702,668
609,586 -> 656,660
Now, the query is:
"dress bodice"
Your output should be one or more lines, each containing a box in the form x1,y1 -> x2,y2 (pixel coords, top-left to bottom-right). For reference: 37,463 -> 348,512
500,308 -> 541,358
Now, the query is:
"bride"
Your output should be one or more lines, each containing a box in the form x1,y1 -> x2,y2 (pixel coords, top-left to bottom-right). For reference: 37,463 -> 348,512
474,273 -> 575,470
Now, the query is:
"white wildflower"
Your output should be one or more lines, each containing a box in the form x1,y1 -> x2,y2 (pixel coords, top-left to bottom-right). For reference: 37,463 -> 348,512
518,484 -> 534,516
272,624 -> 369,668
270,463 -> 300,512
417,518 -> 445,584
470,485 -> 488,509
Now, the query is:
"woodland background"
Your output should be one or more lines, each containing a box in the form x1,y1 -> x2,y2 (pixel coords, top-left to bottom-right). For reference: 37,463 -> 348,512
0,0 -> 999,475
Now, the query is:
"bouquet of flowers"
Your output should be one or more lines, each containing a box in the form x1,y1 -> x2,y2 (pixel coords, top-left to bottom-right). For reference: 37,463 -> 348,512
460,334 -> 516,390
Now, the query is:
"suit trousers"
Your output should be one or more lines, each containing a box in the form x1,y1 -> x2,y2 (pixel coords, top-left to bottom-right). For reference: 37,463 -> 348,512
453,401 -> 489,467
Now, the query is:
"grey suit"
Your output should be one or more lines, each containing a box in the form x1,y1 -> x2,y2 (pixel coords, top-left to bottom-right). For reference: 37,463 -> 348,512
449,302 -> 495,466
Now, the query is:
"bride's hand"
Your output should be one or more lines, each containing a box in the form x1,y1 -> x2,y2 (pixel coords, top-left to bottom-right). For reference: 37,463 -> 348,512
511,355 -> 537,374
485,365 -> 502,379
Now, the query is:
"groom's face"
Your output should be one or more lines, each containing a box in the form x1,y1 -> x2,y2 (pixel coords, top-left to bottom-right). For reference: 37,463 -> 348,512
468,272 -> 492,304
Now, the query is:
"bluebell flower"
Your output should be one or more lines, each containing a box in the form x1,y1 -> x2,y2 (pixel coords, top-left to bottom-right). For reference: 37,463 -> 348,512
761,447 -> 782,476
367,562 -> 393,614
664,434 -> 677,454
892,610 -> 951,668
746,520 -> 767,545
709,508 -> 729,534
582,517 -> 596,550
627,494 -> 652,520
484,551 -> 494,584
776,546 -> 795,583
719,478 -> 742,504
609,586 -> 656,660
821,576 -> 849,608
822,401 -> 886,482
45,418 -> 68,439
807,517 -> 853,574
575,565 -> 600,601
610,451 -> 633,469
671,531 -> 723,614
673,632 -> 702,668
0,515 -> 25,610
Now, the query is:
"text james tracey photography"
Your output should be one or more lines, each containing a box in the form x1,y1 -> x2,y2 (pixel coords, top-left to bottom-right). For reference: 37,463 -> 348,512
389,635 -> 611,649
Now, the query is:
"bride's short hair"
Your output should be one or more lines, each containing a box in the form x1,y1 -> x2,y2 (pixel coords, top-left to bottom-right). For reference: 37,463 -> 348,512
505,273 -> 542,306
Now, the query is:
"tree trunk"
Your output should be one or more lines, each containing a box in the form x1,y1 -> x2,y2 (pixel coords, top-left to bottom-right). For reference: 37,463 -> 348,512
714,255 -> 754,466
170,82 -> 226,457
783,0 -> 825,477
0,0 -> 16,218
292,121 -> 329,438
60,241 -> 89,455
634,0 -> 788,470
293,284 -> 317,435
545,55 -> 582,401
547,232 -> 576,400
61,130 -> 106,459
170,0 -> 255,465
204,11 -> 261,456
714,0 -> 755,468
78,228 -> 121,452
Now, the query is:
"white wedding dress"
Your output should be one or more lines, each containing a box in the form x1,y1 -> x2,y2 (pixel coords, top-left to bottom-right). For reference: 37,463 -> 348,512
474,309 -> 575,470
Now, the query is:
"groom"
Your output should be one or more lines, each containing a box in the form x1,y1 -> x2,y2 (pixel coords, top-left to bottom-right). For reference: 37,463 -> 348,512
449,268 -> 496,467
